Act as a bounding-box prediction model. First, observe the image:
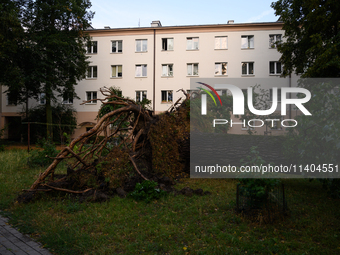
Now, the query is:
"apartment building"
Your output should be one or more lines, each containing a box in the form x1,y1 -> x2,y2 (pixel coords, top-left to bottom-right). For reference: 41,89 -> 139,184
0,20 -> 300,139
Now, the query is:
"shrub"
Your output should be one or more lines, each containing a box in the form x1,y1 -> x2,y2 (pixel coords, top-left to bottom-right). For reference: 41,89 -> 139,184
0,126 -> 6,152
22,103 -> 77,144
27,138 -> 60,167
238,146 -> 281,207
130,180 -> 167,203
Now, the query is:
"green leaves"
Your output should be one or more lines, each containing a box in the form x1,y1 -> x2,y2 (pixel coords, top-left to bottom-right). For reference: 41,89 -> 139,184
130,180 -> 167,203
27,138 -> 60,167
239,146 -> 281,203
271,0 -> 340,78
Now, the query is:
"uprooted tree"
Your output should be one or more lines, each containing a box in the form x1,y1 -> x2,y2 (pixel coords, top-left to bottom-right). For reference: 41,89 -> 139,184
19,88 -> 190,201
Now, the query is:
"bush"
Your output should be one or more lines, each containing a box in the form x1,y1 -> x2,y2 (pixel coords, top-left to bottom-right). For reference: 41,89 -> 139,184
130,180 -> 167,203
238,146 -> 281,207
27,138 -> 60,167
0,126 -> 6,152
22,103 -> 77,144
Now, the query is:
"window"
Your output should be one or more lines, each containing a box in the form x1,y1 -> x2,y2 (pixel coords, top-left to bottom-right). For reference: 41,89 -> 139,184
186,37 -> 199,50
269,61 -> 282,75
215,36 -> 228,49
162,38 -> 174,51
87,66 -> 97,78
215,62 -> 228,75
187,63 -> 199,76
161,90 -> 173,103
269,88 -> 282,102
162,64 -> 173,77
270,117 -> 283,130
39,93 -> 46,105
86,91 -> 97,104
111,65 -> 122,78
135,64 -> 147,77
242,62 -> 254,75
136,39 -> 147,52
111,40 -> 122,53
87,41 -> 97,54
241,35 -> 254,49
6,94 -> 17,106
62,93 -> 73,104
136,91 -> 147,102
269,34 -> 282,48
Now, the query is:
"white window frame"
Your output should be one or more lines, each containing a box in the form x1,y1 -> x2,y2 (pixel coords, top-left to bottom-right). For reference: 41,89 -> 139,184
87,41 -> 97,54
39,93 -> 46,105
241,35 -> 254,49
62,97 -> 73,105
135,39 -> 147,52
269,61 -> 282,75
187,63 -> 199,76
186,37 -> 199,50
162,38 -> 174,51
86,91 -> 97,104
241,62 -> 254,75
111,65 -> 122,78
269,116 -> 283,130
111,40 -> 122,53
215,36 -> 228,49
269,34 -> 282,48
162,64 -> 173,77
136,91 -> 147,102
161,90 -> 173,103
135,64 -> 147,77
86,66 -> 97,79
215,62 -> 228,76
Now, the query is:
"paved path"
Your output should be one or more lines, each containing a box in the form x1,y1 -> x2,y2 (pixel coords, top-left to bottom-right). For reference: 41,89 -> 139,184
0,214 -> 52,255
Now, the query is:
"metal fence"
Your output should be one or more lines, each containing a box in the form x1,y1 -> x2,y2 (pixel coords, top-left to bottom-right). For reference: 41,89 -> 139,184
236,183 -> 288,214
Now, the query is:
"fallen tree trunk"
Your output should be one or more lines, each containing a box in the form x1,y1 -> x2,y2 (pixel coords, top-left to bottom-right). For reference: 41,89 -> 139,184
21,87 -> 190,201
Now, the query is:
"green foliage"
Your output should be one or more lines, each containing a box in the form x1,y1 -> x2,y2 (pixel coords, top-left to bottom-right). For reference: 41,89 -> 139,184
149,103 -> 190,179
1,0 -> 94,139
22,103 -> 77,144
271,0 -> 340,78
239,146 -> 280,204
190,93 -> 233,133
98,87 -> 124,119
283,81 -> 340,165
27,138 -> 60,167
0,126 -> 7,152
272,1 -> 340,196
130,180 -> 167,203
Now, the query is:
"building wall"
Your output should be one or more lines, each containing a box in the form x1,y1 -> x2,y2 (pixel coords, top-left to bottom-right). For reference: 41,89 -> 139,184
0,22 -> 300,138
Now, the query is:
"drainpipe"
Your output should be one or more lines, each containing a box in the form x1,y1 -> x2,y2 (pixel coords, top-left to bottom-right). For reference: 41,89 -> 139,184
153,29 -> 156,113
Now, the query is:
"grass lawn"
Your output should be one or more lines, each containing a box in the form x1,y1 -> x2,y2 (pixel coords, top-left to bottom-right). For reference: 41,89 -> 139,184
0,149 -> 339,254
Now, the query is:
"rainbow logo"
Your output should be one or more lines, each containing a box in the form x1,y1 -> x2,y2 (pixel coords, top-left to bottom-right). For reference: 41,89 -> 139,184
196,82 -> 223,106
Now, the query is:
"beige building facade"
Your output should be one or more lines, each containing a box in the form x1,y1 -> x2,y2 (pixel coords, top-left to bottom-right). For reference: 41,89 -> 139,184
0,20 -> 300,139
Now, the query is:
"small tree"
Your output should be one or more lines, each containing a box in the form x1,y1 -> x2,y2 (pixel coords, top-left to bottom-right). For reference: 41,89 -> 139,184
22,103 -> 77,144
272,0 -> 340,196
2,0 -> 94,139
